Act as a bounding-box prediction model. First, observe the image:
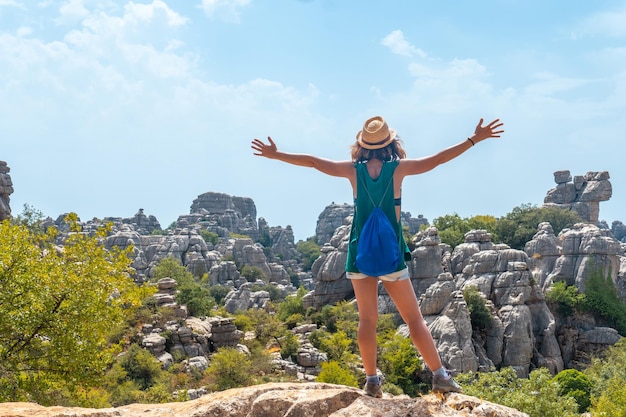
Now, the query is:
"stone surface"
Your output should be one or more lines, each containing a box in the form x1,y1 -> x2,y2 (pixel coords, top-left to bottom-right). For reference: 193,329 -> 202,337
543,170 -> 612,223
0,382 -> 529,417
0,161 -> 13,221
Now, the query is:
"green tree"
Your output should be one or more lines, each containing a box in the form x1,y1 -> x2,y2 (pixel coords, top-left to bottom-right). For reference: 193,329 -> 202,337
433,213 -> 467,248
240,265 -> 267,282
208,285 -> 232,305
433,213 -> 498,248
152,256 -> 194,286
585,339 -> 626,416
494,204 -> 582,250
545,281 -> 585,316
205,348 -> 253,391
152,257 -> 216,317
277,286 -> 307,322
581,267 -> 626,335
10,203 -> 46,235
0,215 -> 150,403
296,238 -> 321,271
552,369 -> 593,413
110,344 -> 164,390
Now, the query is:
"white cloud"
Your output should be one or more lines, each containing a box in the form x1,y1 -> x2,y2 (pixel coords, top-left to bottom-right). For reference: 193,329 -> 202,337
56,0 -> 89,25
125,0 -> 187,27
578,4 -> 626,38
381,30 -> 427,58
0,0 -> 18,6
16,26 -> 32,36
200,0 -> 250,23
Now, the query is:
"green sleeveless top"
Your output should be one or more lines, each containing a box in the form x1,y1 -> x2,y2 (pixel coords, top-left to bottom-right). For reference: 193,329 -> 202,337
345,160 -> 411,274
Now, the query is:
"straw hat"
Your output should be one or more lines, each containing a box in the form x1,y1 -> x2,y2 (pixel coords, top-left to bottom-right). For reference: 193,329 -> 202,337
356,116 -> 397,150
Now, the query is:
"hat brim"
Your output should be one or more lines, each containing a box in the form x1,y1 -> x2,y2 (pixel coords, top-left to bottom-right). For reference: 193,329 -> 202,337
356,129 -> 397,150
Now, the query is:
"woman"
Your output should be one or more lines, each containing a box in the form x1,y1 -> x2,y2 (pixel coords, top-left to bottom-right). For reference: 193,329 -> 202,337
251,115 -> 504,397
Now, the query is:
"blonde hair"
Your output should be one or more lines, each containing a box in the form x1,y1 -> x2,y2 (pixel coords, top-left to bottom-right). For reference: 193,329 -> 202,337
350,136 -> 407,163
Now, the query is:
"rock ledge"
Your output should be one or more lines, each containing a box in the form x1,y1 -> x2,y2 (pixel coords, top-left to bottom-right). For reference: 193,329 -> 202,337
0,382 -> 528,417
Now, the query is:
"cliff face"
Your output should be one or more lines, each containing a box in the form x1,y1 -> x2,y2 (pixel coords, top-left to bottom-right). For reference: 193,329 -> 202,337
0,382 -> 529,417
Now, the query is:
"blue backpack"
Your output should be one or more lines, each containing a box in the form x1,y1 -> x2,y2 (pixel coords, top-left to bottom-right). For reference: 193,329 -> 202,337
354,175 -> 401,276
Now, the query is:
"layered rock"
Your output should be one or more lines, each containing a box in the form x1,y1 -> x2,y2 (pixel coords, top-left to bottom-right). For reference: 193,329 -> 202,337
543,170 -> 612,223
542,223 -> 622,294
0,382 -> 530,417
0,160 -> 13,221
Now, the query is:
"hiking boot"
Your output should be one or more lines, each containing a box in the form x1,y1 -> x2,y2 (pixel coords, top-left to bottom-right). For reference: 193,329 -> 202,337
432,371 -> 462,394
363,380 -> 383,398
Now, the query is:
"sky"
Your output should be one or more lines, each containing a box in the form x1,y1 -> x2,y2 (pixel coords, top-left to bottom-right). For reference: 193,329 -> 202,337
1,0 -> 626,242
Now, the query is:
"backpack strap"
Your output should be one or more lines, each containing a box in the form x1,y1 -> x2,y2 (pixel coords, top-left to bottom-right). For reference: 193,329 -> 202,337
359,168 -> 393,208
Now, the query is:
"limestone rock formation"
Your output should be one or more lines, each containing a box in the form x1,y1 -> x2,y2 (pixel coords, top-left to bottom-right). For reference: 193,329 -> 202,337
0,160 -> 13,221
314,203 -> 429,245
182,191 -> 259,239
543,170 -> 612,223
0,382 -> 530,417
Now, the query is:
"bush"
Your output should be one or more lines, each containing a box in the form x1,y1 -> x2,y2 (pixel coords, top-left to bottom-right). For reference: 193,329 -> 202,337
434,213 -> 498,248
585,339 -> 626,416
296,238 -> 321,271
457,367 -> 578,417
115,344 -> 164,390
553,369 -> 593,413
277,287 -> 307,322
316,361 -> 359,388
494,204 -> 581,250
200,230 -> 219,245
545,281 -> 585,316
240,265 -> 267,282
378,334 -> 423,396
581,267 -> 626,335
205,348 -> 253,391
208,285 -> 232,305
463,286 -> 493,331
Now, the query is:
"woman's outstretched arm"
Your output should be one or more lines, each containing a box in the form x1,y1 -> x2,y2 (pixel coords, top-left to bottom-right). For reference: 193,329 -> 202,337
251,136 -> 354,178
397,118 -> 504,177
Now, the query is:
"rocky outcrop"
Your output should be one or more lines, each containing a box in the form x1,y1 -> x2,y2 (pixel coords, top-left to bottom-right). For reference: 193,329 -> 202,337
0,382 -> 530,417
0,160 -> 13,221
315,203 -> 354,245
538,223 -> 622,294
181,191 -> 259,239
543,170 -> 612,223
314,203 -> 429,246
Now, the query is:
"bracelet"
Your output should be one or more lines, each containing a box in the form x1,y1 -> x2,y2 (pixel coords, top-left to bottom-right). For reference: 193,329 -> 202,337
467,137 -> 475,146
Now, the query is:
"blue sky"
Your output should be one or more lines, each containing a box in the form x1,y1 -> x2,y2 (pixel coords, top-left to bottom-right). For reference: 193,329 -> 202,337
2,0 -> 625,241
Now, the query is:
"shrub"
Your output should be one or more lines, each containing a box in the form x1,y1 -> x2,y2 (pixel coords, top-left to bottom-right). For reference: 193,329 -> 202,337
205,348 -> 253,391
316,361 -> 359,387
240,265 -> 267,282
545,281 -> 585,316
553,369 -> 593,412
494,204 -> 581,250
463,286 -> 492,331
585,339 -> 626,416
200,230 -> 219,245
378,334 -> 423,396
581,267 -> 626,335
296,238 -> 321,271
457,367 -> 578,417
277,286 -> 307,322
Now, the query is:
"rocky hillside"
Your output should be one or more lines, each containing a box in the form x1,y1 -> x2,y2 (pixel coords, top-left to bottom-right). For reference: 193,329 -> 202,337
0,161 -> 624,414
0,382 -> 529,417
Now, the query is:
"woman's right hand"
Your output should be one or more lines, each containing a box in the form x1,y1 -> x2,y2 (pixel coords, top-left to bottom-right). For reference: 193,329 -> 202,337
251,136 -> 278,158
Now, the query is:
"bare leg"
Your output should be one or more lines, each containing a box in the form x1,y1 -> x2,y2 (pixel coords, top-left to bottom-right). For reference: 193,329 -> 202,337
382,279 -> 443,371
350,277 -> 380,376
